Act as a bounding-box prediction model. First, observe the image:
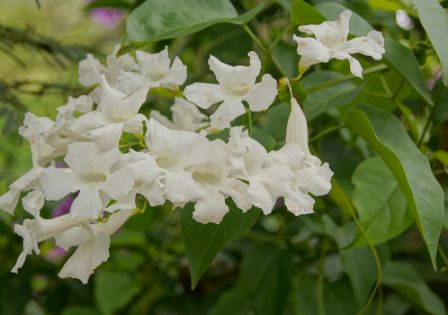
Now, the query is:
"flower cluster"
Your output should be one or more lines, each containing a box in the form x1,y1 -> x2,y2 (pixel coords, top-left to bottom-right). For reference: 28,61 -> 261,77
0,9 -> 386,284
293,10 -> 385,77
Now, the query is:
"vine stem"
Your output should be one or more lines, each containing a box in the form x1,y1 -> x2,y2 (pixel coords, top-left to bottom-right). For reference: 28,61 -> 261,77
305,64 -> 388,93
242,24 -> 287,77
332,179 -> 383,315
310,125 -> 344,143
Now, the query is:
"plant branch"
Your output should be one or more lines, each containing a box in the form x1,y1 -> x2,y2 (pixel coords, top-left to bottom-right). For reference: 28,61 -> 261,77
305,64 -> 388,94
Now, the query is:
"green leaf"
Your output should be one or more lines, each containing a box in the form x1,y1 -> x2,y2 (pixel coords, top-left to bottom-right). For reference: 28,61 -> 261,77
290,0 -> 325,25
382,261 -> 447,315
340,248 -> 379,307
125,0 -> 263,46
210,243 -> 291,315
239,244 -> 291,315
208,288 -> 252,315
409,0 -> 448,86
251,127 -> 276,151
302,71 -> 360,120
95,270 -> 141,315
383,38 -> 433,105
294,272 -> 357,315
61,307 -> 100,315
180,203 -> 259,288
315,2 -> 433,105
346,105 -> 444,269
351,157 -> 413,247
259,102 -> 289,143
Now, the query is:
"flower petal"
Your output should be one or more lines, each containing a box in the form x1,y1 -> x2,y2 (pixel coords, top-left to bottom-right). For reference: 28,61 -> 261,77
193,192 -> 229,224
184,83 -> 225,109
210,100 -> 246,130
243,74 -> 278,112
41,167 -> 79,201
70,188 -> 104,218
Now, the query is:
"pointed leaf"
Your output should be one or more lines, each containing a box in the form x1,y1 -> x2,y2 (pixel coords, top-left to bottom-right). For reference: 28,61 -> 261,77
351,157 -> 413,247
409,0 -> 448,86
346,105 -> 444,269
383,261 -> 447,315
180,203 -> 259,288
125,0 -> 263,48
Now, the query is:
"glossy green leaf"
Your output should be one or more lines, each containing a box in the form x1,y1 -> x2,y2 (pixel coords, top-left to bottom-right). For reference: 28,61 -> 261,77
346,105 -> 444,269
351,157 -> 413,247
180,203 -> 259,288
125,0 -> 263,46
409,0 -> 448,86
95,270 -> 141,315
290,0 -> 325,25
382,261 -> 447,315
315,2 -> 433,105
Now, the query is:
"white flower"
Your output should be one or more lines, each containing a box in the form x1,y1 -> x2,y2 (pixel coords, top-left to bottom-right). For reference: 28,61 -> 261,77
184,51 -> 277,129
70,76 -> 148,148
270,98 -> 333,215
11,210 -> 86,273
0,168 -> 42,215
41,142 -> 134,218
226,127 -> 292,214
190,139 -> 251,224
117,47 -> 187,94
56,209 -> 131,284
79,45 -> 137,87
150,97 -> 208,131
112,150 -> 165,208
145,119 -> 212,206
19,112 -> 55,168
293,10 -> 385,77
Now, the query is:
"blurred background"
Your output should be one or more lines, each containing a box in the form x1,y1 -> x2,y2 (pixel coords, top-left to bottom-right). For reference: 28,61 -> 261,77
0,0 -> 447,315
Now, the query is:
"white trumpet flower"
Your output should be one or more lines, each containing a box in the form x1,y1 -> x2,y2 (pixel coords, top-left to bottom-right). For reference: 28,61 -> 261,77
184,52 -> 277,129
56,210 -> 131,284
41,142 -> 134,218
117,47 -> 187,94
293,10 -> 385,77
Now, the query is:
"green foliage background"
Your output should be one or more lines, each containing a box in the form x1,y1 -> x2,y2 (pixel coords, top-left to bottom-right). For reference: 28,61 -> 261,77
0,0 -> 447,314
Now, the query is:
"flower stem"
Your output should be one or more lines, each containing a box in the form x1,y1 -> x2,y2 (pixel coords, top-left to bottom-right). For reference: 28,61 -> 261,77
242,24 -> 288,78
305,64 -> 388,94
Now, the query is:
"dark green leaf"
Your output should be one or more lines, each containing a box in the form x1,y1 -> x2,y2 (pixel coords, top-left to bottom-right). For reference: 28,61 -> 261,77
351,157 -> 413,247
95,270 -> 141,315
239,244 -> 291,315
409,0 -> 448,86
251,127 -> 276,151
341,248 -> 378,306
259,102 -> 289,143
210,243 -> 291,315
346,105 -> 444,269
125,0 -> 263,46
208,288 -> 251,315
382,261 -> 447,315
180,203 -> 259,288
